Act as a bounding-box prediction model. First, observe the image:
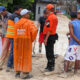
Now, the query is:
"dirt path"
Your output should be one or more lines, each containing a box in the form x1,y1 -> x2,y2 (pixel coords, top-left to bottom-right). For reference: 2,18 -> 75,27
0,15 -> 79,80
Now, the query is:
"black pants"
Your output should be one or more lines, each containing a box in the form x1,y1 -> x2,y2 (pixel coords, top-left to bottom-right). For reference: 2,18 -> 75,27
45,35 -> 55,68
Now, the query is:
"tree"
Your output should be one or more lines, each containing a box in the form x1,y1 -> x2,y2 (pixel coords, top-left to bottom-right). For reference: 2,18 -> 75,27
0,0 -> 35,19
7,0 -> 13,12
77,0 -> 80,3
0,0 -> 13,12
13,0 -> 34,9
0,0 -> 35,12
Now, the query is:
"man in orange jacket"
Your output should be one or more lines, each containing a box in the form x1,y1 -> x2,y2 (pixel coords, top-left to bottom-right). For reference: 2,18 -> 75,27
43,4 -> 58,71
14,9 -> 37,79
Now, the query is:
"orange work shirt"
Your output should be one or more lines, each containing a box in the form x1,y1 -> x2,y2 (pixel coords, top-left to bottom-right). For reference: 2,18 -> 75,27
43,13 -> 58,35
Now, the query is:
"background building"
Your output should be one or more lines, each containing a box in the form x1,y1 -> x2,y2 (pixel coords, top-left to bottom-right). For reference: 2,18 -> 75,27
35,0 -> 57,20
35,0 -> 77,20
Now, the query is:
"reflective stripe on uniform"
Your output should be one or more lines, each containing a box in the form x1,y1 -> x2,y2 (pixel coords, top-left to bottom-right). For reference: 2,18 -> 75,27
6,19 -> 15,38
8,26 -> 14,29
7,32 -> 14,35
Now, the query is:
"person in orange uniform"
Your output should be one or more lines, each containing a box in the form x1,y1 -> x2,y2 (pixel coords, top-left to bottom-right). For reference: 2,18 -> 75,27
43,4 -> 58,71
14,9 -> 37,79
6,6 -> 22,72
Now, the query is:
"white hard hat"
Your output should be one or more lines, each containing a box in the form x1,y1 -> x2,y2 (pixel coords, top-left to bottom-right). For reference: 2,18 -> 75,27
20,9 -> 31,16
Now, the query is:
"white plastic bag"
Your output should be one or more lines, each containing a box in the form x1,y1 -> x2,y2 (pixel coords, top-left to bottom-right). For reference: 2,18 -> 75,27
0,37 -> 2,56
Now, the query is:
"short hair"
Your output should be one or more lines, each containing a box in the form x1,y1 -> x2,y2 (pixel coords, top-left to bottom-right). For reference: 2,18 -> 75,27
14,5 -> 22,11
43,9 -> 46,14
70,12 -> 77,18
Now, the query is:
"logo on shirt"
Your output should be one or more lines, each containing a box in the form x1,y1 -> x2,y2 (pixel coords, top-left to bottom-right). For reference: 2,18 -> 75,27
17,29 -> 26,35
68,48 -> 72,52
74,48 -> 77,52
69,56 -> 74,60
46,20 -> 50,27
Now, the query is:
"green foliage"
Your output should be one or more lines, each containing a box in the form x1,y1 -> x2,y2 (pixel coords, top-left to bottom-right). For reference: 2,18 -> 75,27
0,2 -> 2,6
7,0 -> 13,3
14,0 -> 34,9
0,0 -> 34,10
13,0 -> 35,19
0,0 -> 35,19
64,13 -> 70,19
30,12 -> 34,20
0,0 -> 8,7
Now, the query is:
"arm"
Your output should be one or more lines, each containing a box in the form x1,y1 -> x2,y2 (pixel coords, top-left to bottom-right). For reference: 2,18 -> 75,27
44,31 -> 50,45
0,15 -> 4,26
44,18 -> 52,45
0,20 -> 2,26
30,22 -> 37,42
0,16 -> 8,30
38,17 -> 41,28
69,23 -> 80,44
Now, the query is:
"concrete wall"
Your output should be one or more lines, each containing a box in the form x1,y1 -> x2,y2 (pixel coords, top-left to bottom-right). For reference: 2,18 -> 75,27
35,2 -> 56,20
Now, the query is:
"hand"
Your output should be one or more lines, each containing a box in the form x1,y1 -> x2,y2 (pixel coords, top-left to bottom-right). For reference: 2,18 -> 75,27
44,39 -> 47,46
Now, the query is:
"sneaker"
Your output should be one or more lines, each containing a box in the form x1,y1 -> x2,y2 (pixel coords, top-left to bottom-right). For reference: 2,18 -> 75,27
15,72 -> 20,78
48,67 -> 54,72
20,73 -> 33,79
44,67 -> 54,73
6,67 -> 12,72
43,71 -> 54,76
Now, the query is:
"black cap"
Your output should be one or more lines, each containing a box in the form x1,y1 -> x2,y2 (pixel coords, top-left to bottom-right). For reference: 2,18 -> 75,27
70,12 -> 77,18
